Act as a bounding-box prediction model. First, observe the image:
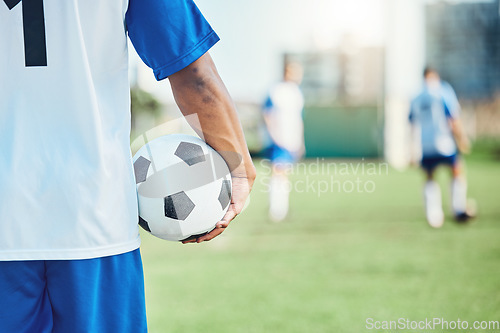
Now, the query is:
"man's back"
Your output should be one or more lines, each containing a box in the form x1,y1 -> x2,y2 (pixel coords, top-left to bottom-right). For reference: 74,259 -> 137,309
0,0 -> 219,260
0,0 -> 139,260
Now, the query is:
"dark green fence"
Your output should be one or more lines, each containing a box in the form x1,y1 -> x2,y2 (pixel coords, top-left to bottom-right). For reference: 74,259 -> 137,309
304,106 -> 384,158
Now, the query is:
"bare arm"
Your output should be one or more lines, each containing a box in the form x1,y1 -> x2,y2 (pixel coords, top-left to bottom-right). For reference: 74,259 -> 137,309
409,123 -> 419,166
449,118 -> 470,154
168,52 -> 256,243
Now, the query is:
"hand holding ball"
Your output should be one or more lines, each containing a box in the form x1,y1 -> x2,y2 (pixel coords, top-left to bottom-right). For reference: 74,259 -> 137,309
133,134 -> 232,241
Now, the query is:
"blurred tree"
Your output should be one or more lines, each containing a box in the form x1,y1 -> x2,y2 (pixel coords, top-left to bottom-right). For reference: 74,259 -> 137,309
130,85 -> 163,132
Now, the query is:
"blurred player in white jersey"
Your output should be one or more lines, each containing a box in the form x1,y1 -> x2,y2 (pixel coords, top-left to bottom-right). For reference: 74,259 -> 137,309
263,62 -> 305,222
409,67 -> 475,228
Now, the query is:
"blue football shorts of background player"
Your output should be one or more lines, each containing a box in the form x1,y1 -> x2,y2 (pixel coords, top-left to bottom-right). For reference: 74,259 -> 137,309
421,153 -> 459,173
264,142 -> 298,165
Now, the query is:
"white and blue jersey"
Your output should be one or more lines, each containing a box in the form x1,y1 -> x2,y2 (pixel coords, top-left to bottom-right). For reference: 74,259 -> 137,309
0,0 -> 219,260
263,81 -> 304,163
409,81 -> 459,159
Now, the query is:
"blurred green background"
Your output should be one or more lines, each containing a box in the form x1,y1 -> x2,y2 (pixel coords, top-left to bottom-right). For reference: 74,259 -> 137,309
303,106 -> 383,158
140,141 -> 500,333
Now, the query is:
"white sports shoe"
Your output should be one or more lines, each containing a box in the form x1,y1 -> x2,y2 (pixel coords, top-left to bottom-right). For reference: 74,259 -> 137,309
427,209 -> 445,228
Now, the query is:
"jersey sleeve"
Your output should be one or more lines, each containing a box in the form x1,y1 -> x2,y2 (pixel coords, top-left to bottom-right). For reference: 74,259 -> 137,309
126,0 -> 220,81
262,96 -> 274,114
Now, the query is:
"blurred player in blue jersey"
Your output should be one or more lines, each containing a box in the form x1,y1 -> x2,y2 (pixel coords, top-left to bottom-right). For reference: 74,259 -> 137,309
409,67 -> 475,228
0,0 -> 255,331
263,62 -> 305,222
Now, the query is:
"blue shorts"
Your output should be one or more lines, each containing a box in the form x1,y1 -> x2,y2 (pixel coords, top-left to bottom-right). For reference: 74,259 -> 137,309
264,143 -> 297,165
421,153 -> 458,172
0,249 -> 147,333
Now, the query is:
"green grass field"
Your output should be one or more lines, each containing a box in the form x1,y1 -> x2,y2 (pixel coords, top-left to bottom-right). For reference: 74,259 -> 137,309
140,145 -> 500,333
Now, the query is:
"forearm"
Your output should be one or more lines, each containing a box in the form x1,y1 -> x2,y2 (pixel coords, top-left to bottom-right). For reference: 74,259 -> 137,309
449,118 -> 470,153
168,53 -> 255,179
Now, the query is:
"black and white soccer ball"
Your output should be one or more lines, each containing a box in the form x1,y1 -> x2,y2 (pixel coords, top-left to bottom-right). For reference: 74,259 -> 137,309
132,134 -> 232,241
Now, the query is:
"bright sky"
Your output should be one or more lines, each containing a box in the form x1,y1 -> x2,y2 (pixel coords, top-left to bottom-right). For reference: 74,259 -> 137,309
193,0 -> 386,102
135,0 -> 494,103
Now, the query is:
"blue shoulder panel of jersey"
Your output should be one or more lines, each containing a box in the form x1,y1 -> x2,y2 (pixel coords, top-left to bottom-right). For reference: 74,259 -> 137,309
126,0 -> 220,81
262,96 -> 274,114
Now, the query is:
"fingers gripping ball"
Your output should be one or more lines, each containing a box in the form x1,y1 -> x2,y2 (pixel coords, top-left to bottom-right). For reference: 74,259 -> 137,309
133,134 -> 232,241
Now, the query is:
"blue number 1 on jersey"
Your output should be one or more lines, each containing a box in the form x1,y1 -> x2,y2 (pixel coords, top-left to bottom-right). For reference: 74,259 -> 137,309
4,0 -> 47,67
